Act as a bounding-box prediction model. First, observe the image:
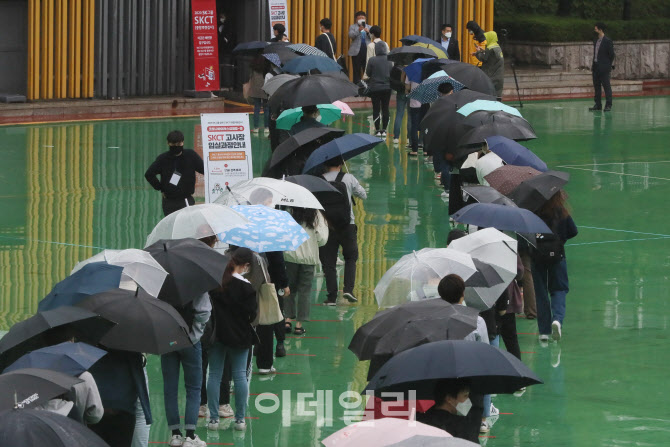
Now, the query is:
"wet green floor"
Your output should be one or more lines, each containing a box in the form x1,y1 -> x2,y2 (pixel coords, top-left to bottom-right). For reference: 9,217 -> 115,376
1,96 -> 669,446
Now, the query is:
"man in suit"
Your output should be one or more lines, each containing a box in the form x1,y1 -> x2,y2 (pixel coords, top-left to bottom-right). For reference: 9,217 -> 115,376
348,11 -> 371,84
439,24 -> 460,61
590,22 -> 615,112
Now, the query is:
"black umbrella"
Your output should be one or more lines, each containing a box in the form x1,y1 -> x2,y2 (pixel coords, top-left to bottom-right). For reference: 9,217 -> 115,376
462,185 -> 517,207
0,408 -> 110,446
0,306 -> 116,371
458,111 -> 537,147
507,170 -> 570,212
0,368 -> 83,411
267,127 -> 345,172
232,41 -> 269,54
437,61 -> 497,96
364,340 -> 543,399
268,74 -> 358,110
466,258 -> 505,288
263,41 -> 291,54
77,289 -> 191,355
145,238 -> 227,307
387,46 -> 437,65
284,175 -> 341,194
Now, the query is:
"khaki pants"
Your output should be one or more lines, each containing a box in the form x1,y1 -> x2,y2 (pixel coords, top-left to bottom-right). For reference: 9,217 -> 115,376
520,251 -> 537,318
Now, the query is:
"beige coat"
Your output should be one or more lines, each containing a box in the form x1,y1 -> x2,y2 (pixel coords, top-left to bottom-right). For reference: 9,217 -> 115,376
283,211 -> 329,265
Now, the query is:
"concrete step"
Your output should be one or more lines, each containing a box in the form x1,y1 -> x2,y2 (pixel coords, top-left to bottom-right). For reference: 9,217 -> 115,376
502,79 -> 643,97
504,71 -> 593,84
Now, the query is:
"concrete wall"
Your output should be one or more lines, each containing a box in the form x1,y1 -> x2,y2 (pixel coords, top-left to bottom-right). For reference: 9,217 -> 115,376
0,1 -> 27,95
504,40 -> 670,79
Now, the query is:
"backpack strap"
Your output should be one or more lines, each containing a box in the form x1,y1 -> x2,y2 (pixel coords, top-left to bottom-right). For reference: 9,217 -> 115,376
335,171 -> 346,182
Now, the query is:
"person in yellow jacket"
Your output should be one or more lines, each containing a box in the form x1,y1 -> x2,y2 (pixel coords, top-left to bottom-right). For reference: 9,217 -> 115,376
466,20 -> 487,66
474,31 -> 504,98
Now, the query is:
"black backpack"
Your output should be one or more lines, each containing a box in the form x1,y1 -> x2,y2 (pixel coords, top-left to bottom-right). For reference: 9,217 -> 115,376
530,219 -> 565,265
319,172 -> 352,230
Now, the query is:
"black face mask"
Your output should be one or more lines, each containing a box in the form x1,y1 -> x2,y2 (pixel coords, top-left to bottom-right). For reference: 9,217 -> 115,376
169,145 -> 183,156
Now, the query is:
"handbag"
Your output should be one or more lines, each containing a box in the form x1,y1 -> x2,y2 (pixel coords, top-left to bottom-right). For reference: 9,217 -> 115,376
242,81 -> 251,100
254,282 -> 284,326
325,32 -> 349,75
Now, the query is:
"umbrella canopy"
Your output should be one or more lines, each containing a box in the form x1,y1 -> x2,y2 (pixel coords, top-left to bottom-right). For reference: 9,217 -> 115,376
364,340 -> 543,398
268,127 -> 345,171
466,258 -> 505,289
458,111 -> 537,147
144,204 -> 249,246
269,74 -> 358,110
263,41 -> 290,53
287,43 -> 329,57
4,342 -> 107,377
332,100 -> 354,116
388,436 -> 479,447
0,307 -> 115,371
284,175 -> 341,194
262,73 -> 300,96
485,136 -> 547,172
0,409 -> 110,447
77,289 -> 191,354
0,368 -> 83,411
457,99 -> 523,118
507,170 -> 570,212
232,41 -> 269,54
387,46 -> 438,65
37,263 -> 123,312
276,104 -> 342,130
436,61 -> 498,96
145,238 -> 228,307
409,74 -> 466,104
484,165 -> 542,195
448,228 -> 519,310
214,177 -> 324,210
322,417 -> 452,447
262,52 -> 282,67
70,249 -> 167,298
404,40 -> 448,60
403,58 -> 434,83
475,152 -> 505,185
302,133 -> 383,174
451,203 -> 552,234
462,185 -> 517,207
401,35 -> 446,50
218,205 -> 309,252
282,55 -> 342,74
373,248 -> 477,308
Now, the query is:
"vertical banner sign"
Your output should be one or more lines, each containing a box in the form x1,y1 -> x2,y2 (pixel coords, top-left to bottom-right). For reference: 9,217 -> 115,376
192,0 -> 220,91
201,113 -> 253,203
268,0 -> 289,38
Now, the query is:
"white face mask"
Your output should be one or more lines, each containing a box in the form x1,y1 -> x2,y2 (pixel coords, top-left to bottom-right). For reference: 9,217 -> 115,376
445,32 -> 452,38
220,18 -> 225,23
358,19 -> 365,26
455,398 -> 472,416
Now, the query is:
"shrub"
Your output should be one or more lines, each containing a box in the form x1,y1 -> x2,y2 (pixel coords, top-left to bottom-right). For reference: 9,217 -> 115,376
495,0 -> 670,20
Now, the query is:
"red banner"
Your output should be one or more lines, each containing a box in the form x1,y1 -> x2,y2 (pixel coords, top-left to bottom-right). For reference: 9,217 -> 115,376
192,0 -> 219,91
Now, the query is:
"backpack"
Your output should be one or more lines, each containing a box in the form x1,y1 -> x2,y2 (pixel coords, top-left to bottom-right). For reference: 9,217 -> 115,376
390,65 -> 405,93
319,172 -> 352,230
530,219 -> 564,265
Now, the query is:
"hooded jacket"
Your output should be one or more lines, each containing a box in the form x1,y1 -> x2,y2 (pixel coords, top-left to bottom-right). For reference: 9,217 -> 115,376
475,31 -> 504,96
364,41 -> 393,93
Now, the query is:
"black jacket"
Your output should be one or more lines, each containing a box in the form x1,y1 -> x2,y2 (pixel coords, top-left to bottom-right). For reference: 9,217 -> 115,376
438,37 -> 460,61
315,33 -> 337,59
417,408 -> 473,441
210,277 -> 258,348
592,36 -> 615,72
144,149 -> 204,200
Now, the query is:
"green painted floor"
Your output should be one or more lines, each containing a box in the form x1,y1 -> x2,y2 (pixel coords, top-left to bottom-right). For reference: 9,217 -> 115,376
1,96 -> 669,446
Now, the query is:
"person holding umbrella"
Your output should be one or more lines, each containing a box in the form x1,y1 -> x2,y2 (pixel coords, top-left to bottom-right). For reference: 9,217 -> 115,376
416,379 -> 474,441
289,105 -> 325,135
365,41 -> 393,138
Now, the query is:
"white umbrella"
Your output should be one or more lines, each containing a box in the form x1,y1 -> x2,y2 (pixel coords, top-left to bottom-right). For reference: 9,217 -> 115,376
476,152 -> 504,186
71,249 -> 168,298
213,177 -> 324,210
145,204 -> 249,247
374,248 -> 477,308
448,228 -> 518,310
322,418 -> 452,447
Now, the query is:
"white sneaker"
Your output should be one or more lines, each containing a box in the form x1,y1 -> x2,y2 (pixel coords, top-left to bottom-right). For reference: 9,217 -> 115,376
480,420 -> 490,433
336,257 -> 345,266
169,434 -> 184,447
513,387 -> 527,397
183,435 -> 207,447
375,131 -> 382,137
551,345 -> 562,368
440,191 -> 449,199
198,405 -> 207,418
538,334 -> 549,348
219,404 -> 234,417
252,128 -> 259,133
381,131 -> 387,138
258,366 -> 276,375
234,420 -> 247,431
207,419 -> 219,430
263,128 -> 269,136
393,138 -> 399,144
489,404 -> 499,417
551,321 -> 562,341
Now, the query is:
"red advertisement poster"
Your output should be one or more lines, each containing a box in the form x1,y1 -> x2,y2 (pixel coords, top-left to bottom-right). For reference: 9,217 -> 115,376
192,0 -> 219,91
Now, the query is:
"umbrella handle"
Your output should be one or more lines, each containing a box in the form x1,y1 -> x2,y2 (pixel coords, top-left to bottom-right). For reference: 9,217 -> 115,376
226,185 -> 243,206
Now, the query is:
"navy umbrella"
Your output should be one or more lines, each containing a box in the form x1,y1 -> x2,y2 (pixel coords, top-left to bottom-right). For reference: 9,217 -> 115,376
267,127 -> 345,172
302,133 -> 383,173
4,342 -> 107,377
462,185 -> 517,207
507,170 -> 570,212
451,203 -> 551,234
284,175 -> 341,194
486,136 -> 547,172
403,58 -> 435,83
282,55 -> 342,74
364,340 -> 543,398
232,41 -> 269,54
0,368 -> 83,411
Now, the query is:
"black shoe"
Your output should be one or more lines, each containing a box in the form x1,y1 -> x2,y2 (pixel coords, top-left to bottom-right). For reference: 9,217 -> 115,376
603,105 -> 612,112
588,105 -> 602,111
343,292 -> 358,303
275,343 -> 286,357
323,299 -> 336,306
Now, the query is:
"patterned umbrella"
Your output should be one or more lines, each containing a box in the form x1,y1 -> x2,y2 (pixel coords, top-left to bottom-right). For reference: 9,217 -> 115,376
262,52 -> 282,67
484,165 -> 542,195
288,43 -> 328,57
409,74 -> 465,104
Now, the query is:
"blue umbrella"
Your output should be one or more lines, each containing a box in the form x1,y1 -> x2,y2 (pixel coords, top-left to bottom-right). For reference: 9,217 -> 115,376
37,263 -> 124,312
409,75 -> 465,104
262,52 -> 282,67
451,203 -> 552,234
4,342 -> 107,376
485,136 -> 548,172
282,55 -> 342,74
218,205 -> 309,253
457,99 -> 523,118
403,58 -> 434,83
302,133 -> 383,174
233,41 -> 269,53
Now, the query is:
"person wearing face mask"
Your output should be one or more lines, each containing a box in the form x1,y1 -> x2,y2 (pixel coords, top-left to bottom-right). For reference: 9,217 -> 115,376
348,11 -> 371,84
289,105 -> 325,135
417,379 -> 474,442
217,12 -> 234,57
439,24 -> 460,61
144,130 -> 204,216
315,18 -> 337,60
271,23 -> 289,42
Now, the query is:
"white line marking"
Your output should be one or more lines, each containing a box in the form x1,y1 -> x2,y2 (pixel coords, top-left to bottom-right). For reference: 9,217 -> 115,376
557,161 -> 670,168
568,236 -> 670,246
559,166 -> 670,181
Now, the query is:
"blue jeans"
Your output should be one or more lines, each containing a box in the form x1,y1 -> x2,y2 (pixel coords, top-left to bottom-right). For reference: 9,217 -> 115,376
207,343 -> 250,422
160,342 -> 202,431
253,98 -> 269,129
482,336 -> 500,417
393,93 -> 408,138
409,107 -> 423,152
532,258 -> 569,335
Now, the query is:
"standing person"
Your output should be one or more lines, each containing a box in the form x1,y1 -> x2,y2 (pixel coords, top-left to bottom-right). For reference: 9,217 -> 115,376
315,18 -> 337,60
466,21 -> 487,53
589,22 -> 615,112
319,157 -> 367,304
532,191 -> 578,343
217,12 -> 234,58
518,239 -> 537,319
348,11 -> 371,84
365,41 -> 393,138
405,74 -> 422,157
271,23 -> 289,42
390,62 -> 408,145
145,130 -> 204,216
439,24 -> 460,61
474,31 -> 504,99
206,248 -> 257,432
248,56 -> 270,135
433,83 -> 454,192
289,105 -> 325,135
283,208 -> 329,335
365,26 -> 389,66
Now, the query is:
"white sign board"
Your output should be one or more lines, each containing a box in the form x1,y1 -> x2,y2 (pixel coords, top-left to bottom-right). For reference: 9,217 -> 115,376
200,113 -> 253,203
268,0 -> 289,38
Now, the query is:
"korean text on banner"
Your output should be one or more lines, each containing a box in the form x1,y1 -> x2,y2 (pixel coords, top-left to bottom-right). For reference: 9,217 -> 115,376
268,0 -> 289,37
201,113 -> 254,203
192,0 -> 220,91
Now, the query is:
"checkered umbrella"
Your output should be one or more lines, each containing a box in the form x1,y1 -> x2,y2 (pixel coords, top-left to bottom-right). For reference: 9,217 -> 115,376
262,53 -> 282,67
288,43 -> 328,58
409,75 -> 465,104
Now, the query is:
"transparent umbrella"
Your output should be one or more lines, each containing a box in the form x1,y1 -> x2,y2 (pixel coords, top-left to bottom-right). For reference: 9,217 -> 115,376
374,248 -> 477,308
213,177 -> 324,210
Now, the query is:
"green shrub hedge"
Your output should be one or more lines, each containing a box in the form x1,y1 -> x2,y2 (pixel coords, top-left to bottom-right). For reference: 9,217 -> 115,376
495,0 -> 670,20
495,16 -> 670,42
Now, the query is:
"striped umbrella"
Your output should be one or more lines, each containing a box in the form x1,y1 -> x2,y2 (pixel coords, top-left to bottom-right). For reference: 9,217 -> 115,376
288,43 -> 328,58
409,75 -> 465,104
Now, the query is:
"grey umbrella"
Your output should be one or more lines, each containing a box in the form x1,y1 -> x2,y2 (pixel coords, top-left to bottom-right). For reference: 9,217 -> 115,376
462,185 -> 517,207
466,258 -> 504,288
262,74 -> 300,96
0,368 -> 84,411
507,170 -> 570,212
388,436 -> 480,447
